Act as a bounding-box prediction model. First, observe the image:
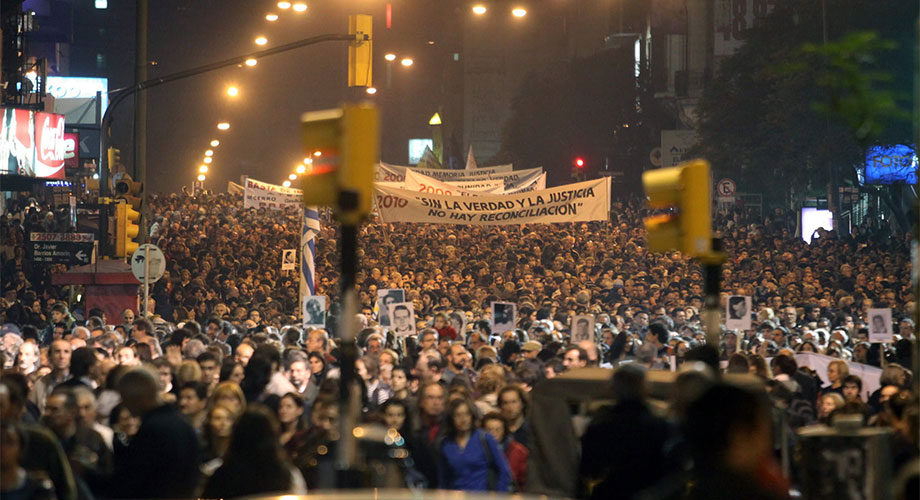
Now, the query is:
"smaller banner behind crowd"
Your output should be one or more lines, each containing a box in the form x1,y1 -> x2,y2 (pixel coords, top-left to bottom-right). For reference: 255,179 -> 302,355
375,177 -> 610,225
376,162 -> 514,183
404,169 -> 504,196
243,178 -> 302,210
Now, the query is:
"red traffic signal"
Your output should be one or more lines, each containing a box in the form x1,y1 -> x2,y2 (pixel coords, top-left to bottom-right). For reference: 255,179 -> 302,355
574,157 -> 585,168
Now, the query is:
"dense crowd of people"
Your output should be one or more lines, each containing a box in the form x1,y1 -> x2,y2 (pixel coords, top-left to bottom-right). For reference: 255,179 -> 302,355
0,188 -> 917,498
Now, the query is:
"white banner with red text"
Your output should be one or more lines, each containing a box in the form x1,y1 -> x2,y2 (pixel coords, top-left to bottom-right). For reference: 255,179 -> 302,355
376,162 -> 514,183
374,177 -> 610,225
403,169 -> 504,196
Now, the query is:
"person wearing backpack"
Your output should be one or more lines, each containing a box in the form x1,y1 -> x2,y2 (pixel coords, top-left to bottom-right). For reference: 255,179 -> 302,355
437,398 -> 511,492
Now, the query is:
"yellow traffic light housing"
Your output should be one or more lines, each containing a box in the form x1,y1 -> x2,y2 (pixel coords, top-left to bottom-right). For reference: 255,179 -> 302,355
642,159 -> 713,257
301,103 -> 379,226
115,202 -> 140,258
106,147 -> 121,173
348,14 -> 373,87
114,173 -> 143,210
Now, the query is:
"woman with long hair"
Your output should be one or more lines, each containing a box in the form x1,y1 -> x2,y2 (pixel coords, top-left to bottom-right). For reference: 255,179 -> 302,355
277,392 -> 309,462
356,355 -> 392,412
201,405 -> 307,498
218,359 -> 244,385
199,403 -> 237,475
821,360 -> 849,396
209,381 -> 246,415
437,398 -> 511,492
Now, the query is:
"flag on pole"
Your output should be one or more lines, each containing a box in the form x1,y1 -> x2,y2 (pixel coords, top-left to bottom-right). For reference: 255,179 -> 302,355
300,207 -> 321,298
465,145 -> 478,170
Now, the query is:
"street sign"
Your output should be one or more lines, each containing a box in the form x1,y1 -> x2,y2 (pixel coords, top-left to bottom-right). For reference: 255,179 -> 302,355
716,178 -> 737,197
28,232 -> 95,265
131,244 -> 166,283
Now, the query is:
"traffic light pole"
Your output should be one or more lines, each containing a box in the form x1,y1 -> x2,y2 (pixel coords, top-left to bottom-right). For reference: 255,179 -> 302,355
97,32 -> 362,254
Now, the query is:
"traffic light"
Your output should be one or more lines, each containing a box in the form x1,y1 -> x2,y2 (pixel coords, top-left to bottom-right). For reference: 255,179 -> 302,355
113,172 -> 143,209
301,103 -> 379,225
107,147 -> 120,170
574,157 -> 585,168
115,202 -> 140,258
348,14 -> 373,87
642,159 -> 712,257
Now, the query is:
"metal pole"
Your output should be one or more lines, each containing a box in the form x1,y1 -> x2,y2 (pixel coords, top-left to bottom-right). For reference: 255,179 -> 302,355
336,222 -> 361,487
143,244 -> 150,318
134,0 -> 148,243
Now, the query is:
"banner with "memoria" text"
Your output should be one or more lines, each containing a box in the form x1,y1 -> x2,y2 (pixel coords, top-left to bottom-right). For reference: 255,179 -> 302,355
374,177 -> 610,225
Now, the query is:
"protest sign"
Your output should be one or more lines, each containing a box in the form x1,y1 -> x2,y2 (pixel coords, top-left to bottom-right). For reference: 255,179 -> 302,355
374,177 -> 610,225
404,169 -> 503,196
376,162 -> 514,183
243,178 -> 302,210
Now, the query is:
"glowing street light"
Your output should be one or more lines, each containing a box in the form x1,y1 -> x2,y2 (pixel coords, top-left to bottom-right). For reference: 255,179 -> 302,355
277,1 -> 291,9
366,87 -> 377,95
199,165 -> 209,173
400,57 -> 413,67
296,164 -> 307,174
245,58 -> 258,67
512,7 -> 527,17
384,53 -> 397,62
203,157 -> 213,164
197,174 -> 206,182
472,5 -> 487,15
292,3 -> 307,12
210,139 -> 220,147
312,151 -> 322,157
205,150 -> 214,157
282,180 -> 292,187
254,36 -> 268,46
226,85 -> 240,97
289,173 -> 298,181
217,122 -> 230,130
266,13 -> 279,21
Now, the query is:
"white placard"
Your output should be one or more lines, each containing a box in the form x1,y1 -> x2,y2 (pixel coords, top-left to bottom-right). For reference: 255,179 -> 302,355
867,308 -> 893,343
571,315 -> 595,343
492,302 -> 517,334
377,289 -> 405,327
281,249 -> 296,271
388,302 -> 416,337
302,296 -> 326,329
725,295 -> 752,331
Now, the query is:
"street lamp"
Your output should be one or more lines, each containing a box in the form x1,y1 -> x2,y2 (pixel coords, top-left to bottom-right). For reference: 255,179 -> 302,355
199,165 -> 208,173
289,173 -> 298,181
203,157 -> 213,164
266,13 -> 279,21
277,1 -> 291,9
226,85 -> 240,97
292,3 -> 307,12
205,150 -> 214,157
400,57 -> 413,67
197,174 -> 206,182
296,164 -> 307,174
255,36 -> 268,46
384,53 -> 396,62
217,122 -> 230,130
282,180 -> 292,187
472,5 -> 487,15
210,139 -> 220,147
512,7 -> 527,17
366,87 -> 377,95
245,58 -> 258,67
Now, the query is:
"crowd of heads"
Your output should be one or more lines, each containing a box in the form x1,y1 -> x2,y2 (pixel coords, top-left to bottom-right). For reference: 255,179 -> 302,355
0,188 -> 917,496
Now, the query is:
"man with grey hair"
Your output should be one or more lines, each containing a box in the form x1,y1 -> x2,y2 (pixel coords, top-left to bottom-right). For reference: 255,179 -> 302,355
580,364 -> 677,500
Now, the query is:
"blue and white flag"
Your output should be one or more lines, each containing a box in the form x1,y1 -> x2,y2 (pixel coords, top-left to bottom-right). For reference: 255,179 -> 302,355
300,207 -> 321,298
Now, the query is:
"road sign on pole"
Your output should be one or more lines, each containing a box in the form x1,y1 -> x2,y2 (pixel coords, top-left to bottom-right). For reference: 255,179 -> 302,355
131,243 -> 165,318
28,233 -> 95,265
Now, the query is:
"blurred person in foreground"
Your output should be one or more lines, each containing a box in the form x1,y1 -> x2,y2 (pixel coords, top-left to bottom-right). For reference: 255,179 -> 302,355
683,381 -> 789,500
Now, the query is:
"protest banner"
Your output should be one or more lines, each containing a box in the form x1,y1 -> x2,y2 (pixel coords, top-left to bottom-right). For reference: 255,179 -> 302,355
376,162 -> 513,183
404,169 -> 503,196
374,177 -> 610,225
503,171 -> 546,193
243,178 -> 302,210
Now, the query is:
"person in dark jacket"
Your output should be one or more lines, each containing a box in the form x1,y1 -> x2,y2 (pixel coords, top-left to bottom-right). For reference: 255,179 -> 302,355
109,367 -> 200,498
579,364 -> 679,500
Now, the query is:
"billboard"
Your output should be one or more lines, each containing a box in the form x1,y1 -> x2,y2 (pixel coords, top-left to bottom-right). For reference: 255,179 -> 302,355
408,138 -> 433,164
864,145 -> 917,185
0,108 -> 67,178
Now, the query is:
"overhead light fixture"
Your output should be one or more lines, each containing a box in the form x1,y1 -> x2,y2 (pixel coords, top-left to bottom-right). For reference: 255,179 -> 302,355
203,157 -> 213,164
217,122 -> 230,130
384,53 -> 397,62
266,13 -> 279,21
199,165 -> 209,173
245,58 -> 258,67
254,36 -> 268,45
472,5 -> 487,15
512,7 -> 527,18
296,164 -> 306,174
205,150 -> 214,157
282,180 -> 292,187
400,57 -> 413,67
277,1 -> 291,9
289,173 -> 298,180
292,3 -> 307,12
210,139 -> 220,147
197,174 -> 206,182
366,87 -> 377,95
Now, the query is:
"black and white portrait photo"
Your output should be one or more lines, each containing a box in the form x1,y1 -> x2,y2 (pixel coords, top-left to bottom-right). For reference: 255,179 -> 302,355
388,302 -> 416,337
571,315 -> 595,343
868,308 -> 893,343
492,302 -> 516,334
302,295 -> 326,328
725,295 -> 751,331
281,249 -> 296,271
377,289 -> 405,327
